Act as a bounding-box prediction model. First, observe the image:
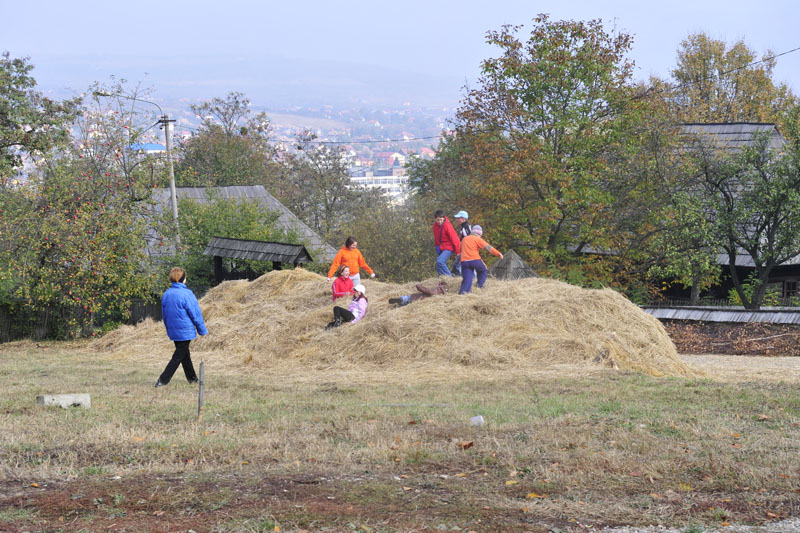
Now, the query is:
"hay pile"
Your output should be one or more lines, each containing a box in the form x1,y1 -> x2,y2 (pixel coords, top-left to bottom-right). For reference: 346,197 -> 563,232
92,269 -> 698,378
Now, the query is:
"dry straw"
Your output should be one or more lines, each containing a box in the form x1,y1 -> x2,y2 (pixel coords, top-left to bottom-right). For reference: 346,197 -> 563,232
92,269 -> 699,379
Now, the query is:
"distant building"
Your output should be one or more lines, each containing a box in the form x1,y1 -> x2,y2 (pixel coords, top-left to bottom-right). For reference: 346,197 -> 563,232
374,151 -> 406,167
350,167 -> 409,205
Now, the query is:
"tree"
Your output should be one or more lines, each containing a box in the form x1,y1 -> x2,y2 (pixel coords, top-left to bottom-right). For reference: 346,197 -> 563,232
418,16 -> 671,286
0,81 -> 166,338
172,193 -> 298,294
175,92 -> 283,188
338,198 -> 435,283
691,116 -> 800,309
0,52 -> 80,183
668,33 -> 797,124
280,131 -> 384,242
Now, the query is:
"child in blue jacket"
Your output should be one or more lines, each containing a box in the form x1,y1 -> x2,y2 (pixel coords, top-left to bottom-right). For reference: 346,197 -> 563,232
155,267 -> 208,387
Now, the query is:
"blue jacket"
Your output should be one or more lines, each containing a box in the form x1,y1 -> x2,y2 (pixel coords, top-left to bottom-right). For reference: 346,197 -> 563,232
161,282 -> 208,341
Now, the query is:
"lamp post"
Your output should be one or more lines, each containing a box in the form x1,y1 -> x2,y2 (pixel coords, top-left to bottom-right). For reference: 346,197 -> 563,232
93,91 -> 179,242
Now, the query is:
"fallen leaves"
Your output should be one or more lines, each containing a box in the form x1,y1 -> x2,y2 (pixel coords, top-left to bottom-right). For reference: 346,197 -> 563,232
526,492 -> 546,499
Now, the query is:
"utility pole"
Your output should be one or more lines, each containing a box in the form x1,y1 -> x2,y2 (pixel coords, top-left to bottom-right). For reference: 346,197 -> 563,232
161,114 -> 180,244
93,91 -> 181,245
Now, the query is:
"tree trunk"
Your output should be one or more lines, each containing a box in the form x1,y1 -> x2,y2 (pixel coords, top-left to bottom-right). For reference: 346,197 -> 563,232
689,279 -> 701,306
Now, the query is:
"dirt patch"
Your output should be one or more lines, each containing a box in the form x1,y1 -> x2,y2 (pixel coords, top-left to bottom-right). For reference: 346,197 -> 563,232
663,321 -> 800,357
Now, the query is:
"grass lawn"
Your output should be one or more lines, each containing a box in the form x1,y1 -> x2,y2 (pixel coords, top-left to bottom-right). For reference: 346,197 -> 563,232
1,342 -> 799,532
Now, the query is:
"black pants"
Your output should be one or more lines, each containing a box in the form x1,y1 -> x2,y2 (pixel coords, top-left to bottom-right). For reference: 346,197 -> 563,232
159,340 -> 198,384
333,306 -> 355,322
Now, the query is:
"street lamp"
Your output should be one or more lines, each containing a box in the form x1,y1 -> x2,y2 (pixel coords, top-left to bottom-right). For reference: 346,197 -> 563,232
93,91 -> 179,241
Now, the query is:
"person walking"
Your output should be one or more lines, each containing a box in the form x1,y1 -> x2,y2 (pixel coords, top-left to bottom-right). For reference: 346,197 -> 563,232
155,267 -> 208,388
432,210 -> 460,277
325,284 -> 369,329
331,265 -> 354,301
327,237 -> 375,286
458,225 -> 503,295
452,210 -> 472,276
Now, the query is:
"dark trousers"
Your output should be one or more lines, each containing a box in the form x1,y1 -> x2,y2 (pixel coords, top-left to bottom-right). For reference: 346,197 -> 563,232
333,306 -> 355,322
459,259 -> 488,294
159,340 -> 198,384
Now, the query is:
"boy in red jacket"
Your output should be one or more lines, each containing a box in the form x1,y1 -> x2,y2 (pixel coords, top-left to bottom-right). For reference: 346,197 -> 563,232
432,210 -> 461,277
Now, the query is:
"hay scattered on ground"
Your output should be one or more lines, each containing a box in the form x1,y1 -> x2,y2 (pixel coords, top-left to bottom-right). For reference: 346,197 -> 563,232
91,269 -> 699,378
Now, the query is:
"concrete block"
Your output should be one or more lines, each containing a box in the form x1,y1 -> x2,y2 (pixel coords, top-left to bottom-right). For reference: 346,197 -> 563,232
36,394 -> 91,409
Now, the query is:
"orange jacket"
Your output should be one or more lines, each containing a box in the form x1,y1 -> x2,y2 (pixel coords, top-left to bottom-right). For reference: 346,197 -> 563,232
460,234 -> 501,262
328,247 -> 374,278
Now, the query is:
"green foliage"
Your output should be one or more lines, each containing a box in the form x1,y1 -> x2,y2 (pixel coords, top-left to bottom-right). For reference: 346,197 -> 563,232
0,81 -> 170,338
693,122 -> 800,309
338,199 -> 434,283
173,193 -> 299,293
0,52 -> 80,182
0,160 -> 158,337
668,33 -> 797,124
727,273 -> 781,307
175,92 -> 282,188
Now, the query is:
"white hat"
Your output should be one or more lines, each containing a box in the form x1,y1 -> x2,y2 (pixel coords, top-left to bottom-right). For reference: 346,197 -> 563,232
454,210 -> 468,219
471,225 -> 483,236
354,284 -> 366,295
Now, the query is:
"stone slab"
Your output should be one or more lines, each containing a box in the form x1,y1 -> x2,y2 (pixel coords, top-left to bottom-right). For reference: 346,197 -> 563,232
36,394 -> 91,409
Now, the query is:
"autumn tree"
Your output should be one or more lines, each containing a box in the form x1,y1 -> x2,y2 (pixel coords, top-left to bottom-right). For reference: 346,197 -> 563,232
0,52 -> 80,183
175,92 -> 284,188
0,82 -> 164,338
416,15 -> 683,289
690,114 -> 800,309
668,33 -> 797,124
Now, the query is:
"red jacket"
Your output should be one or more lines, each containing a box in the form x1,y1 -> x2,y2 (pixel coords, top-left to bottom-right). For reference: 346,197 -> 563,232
433,217 -> 461,254
331,276 -> 354,301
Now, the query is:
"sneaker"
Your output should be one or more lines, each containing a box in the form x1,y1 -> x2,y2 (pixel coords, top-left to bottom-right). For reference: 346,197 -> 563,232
333,316 -> 342,327
188,378 -> 198,384
154,379 -> 165,388
389,297 -> 402,305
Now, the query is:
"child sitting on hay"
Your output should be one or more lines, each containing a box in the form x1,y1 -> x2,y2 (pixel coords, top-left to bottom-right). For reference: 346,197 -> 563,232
325,284 -> 368,329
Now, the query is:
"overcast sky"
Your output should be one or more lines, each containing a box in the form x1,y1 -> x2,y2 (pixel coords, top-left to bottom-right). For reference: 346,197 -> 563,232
3,0 -> 799,108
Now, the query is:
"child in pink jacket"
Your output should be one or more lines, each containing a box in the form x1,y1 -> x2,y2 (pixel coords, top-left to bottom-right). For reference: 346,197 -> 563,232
325,284 -> 368,329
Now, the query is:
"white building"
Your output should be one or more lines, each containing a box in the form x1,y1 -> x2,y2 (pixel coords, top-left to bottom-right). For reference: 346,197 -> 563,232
349,167 -> 409,204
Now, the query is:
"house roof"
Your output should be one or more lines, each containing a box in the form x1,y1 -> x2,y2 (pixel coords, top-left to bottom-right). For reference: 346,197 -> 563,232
681,123 -> 786,151
203,237 -> 313,264
488,250 -> 539,280
150,185 -> 337,262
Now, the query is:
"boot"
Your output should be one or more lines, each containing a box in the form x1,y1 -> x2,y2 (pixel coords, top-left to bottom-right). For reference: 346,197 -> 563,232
389,297 -> 403,305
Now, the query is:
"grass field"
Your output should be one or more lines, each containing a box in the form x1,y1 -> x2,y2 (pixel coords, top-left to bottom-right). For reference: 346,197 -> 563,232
1,341 -> 799,532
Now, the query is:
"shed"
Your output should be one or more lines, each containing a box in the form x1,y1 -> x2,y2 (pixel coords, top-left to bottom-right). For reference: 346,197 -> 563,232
149,185 -> 337,263
203,237 -> 313,284
489,250 -> 539,280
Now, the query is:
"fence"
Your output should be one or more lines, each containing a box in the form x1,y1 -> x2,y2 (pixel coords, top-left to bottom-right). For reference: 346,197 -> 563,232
646,297 -> 800,308
0,299 -> 162,343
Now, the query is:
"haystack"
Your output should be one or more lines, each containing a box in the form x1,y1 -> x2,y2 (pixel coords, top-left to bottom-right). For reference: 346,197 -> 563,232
92,269 -> 698,378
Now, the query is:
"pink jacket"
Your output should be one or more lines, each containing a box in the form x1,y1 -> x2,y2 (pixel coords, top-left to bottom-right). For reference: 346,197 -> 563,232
349,297 -> 368,324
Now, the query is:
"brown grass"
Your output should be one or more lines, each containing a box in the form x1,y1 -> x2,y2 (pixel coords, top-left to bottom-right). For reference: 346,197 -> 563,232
91,269 -> 698,379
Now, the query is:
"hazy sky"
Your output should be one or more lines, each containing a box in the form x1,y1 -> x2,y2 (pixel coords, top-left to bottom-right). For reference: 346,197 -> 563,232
3,0 -> 799,108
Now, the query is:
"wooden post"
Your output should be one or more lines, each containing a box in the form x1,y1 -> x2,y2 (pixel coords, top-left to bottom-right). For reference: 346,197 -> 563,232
197,360 -> 204,422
